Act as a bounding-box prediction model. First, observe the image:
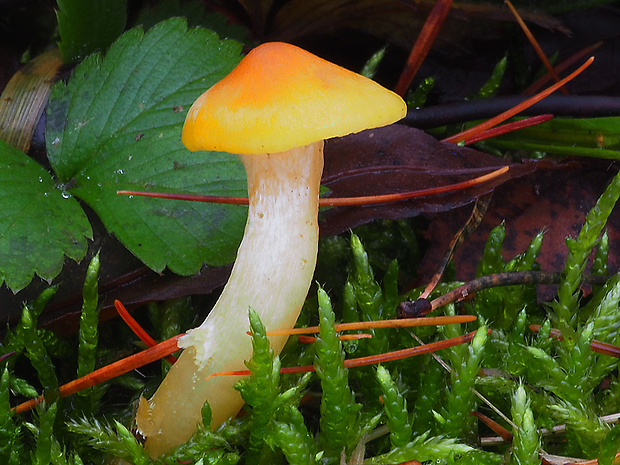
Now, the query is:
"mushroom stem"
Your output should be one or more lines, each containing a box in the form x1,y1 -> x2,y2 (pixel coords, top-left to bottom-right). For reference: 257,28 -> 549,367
136,142 -> 323,457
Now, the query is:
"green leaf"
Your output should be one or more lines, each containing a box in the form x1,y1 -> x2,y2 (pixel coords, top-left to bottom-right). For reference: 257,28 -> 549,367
9,376 -> 38,399
134,0 -> 249,43
0,139 -> 91,291
47,18 -> 247,275
406,77 -> 434,108
476,56 -> 506,99
360,46 -> 387,79
56,0 -> 127,63
477,222 -> 505,276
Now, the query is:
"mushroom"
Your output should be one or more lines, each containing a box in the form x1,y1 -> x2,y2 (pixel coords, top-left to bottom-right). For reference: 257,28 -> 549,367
135,41 -> 406,456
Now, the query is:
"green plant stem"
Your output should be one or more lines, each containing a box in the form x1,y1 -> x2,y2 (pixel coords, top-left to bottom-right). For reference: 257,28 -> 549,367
443,325 -> 488,438
315,286 -> 361,459
376,365 -> 412,448
77,253 -> 100,381
553,170 -> 620,348
511,384 -> 540,465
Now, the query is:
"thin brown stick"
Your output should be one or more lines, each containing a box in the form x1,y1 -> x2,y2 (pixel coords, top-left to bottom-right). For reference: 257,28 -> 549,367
419,194 -> 492,299
401,270 -> 612,320
400,271 -> 563,318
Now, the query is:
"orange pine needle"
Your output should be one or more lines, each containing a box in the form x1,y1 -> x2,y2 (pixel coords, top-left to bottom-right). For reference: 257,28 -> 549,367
338,333 -> 373,341
463,114 -> 554,145
320,167 -> 509,206
442,56 -> 594,145
114,300 -> 177,364
12,314 -> 475,413
207,329 -> 486,381
116,190 -> 249,205
471,411 -> 513,442
344,328 -> 488,367
529,325 -> 620,358
394,0 -> 453,96
523,41 -> 603,95
13,334 -> 182,414
505,0 -> 568,95
297,333 -> 372,344
258,314 -> 477,337
0,351 -> 15,363
117,167 -> 509,207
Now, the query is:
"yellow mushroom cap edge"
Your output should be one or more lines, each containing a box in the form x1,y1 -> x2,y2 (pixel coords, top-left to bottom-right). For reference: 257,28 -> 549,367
182,42 -> 407,155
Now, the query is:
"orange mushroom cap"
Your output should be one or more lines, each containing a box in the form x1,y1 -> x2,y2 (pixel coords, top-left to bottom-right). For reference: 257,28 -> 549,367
182,42 -> 407,155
